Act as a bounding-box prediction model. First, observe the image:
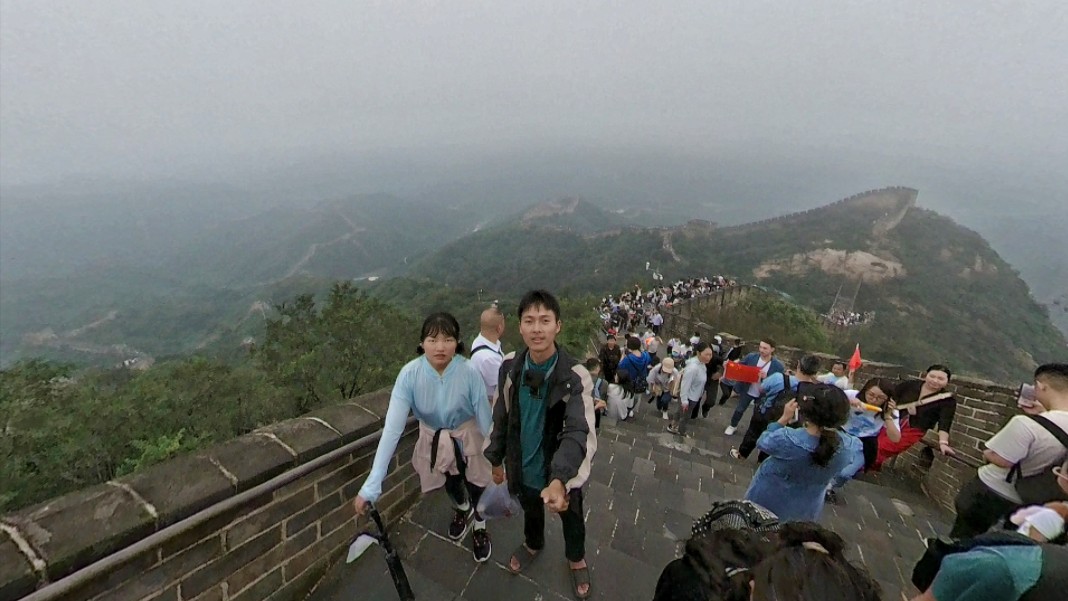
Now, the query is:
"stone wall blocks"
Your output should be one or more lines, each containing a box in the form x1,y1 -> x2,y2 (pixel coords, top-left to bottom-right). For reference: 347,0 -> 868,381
203,435 -> 296,493
305,404 -> 380,442
259,419 -> 342,465
0,532 -> 39,600
119,455 -> 235,529
4,482 -> 155,581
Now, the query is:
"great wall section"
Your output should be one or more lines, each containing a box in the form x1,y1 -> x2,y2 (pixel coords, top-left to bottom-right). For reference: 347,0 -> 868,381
0,254 -> 1026,601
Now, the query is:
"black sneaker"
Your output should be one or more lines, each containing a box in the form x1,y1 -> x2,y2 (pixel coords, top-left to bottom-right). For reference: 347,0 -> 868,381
448,508 -> 472,540
472,527 -> 492,563
824,489 -> 841,505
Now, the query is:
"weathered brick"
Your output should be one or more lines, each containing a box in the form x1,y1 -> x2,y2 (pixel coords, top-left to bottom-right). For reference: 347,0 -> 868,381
284,520 -> 351,579
273,553 -> 333,600
285,492 -> 341,538
180,524 -> 283,600
226,487 -> 314,550
226,524 -> 315,594
161,494 -> 271,558
99,536 -> 221,601
230,568 -> 283,601
75,546 -> 158,601
314,456 -> 374,500
185,584 -> 225,601
320,503 -> 356,536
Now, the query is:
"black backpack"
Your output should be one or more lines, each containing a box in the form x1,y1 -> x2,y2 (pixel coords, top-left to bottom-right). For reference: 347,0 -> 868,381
759,374 -> 820,422
1006,415 -> 1068,504
911,531 -> 1036,592
469,344 -> 502,359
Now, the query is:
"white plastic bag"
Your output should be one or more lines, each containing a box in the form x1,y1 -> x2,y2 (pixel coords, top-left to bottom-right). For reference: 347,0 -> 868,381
477,481 -> 521,520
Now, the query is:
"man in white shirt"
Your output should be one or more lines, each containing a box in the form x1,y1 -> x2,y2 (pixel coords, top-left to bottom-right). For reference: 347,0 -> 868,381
469,306 -> 506,404
817,361 -> 851,390
950,363 -> 1068,538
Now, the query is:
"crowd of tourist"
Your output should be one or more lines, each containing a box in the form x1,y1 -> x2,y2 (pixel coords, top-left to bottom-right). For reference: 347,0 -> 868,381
597,275 -> 736,334
348,281 -> 1067,600
825,309 -> 876,326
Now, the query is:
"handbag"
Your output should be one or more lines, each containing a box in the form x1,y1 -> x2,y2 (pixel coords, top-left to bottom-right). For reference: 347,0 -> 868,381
1006,415 -> 1068,504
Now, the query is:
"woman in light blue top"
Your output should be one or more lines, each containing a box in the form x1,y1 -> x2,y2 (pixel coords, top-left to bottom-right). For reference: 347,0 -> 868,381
744,384 -> 862,521
353,312 -> 495,563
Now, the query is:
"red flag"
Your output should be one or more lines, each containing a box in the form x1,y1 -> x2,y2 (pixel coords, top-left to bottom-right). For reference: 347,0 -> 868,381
848,344 -> 863,371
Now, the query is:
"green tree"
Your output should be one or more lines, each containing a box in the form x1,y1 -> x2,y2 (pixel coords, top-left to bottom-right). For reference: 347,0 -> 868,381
259,282 -> 415,412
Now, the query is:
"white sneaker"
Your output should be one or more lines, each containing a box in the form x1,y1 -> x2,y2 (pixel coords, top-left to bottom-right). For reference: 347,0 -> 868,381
724,425 -> 737,436
662,411 -> 669,420
628,410 -> 635,419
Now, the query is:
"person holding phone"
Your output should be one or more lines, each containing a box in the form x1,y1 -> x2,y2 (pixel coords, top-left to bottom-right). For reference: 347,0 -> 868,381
743,384 -> 862,521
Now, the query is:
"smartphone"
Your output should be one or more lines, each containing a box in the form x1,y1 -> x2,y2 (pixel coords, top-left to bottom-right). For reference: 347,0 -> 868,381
1017,383 -> 1036,408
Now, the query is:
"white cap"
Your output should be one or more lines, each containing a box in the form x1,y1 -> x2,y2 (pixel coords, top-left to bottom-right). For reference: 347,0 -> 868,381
1012,506 -> 1066,541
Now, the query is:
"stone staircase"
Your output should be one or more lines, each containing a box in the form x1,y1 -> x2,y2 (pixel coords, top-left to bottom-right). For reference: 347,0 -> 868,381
309,398 -> 952,601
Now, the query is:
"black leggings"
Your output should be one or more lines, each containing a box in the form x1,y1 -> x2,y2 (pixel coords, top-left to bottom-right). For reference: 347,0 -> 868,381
444,473 -> 485,516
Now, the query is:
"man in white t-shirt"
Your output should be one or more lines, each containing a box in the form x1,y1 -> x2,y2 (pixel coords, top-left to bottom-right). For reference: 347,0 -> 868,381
469,306 -> 506,405
816,361 -> 851,390
950,363 -> 1068,538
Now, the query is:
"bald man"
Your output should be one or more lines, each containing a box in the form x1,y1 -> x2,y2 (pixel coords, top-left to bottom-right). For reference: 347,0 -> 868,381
470,306 -> 506,403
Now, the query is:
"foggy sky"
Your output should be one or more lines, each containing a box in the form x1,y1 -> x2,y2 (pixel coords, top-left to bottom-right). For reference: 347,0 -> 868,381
1,0 -> 1066,205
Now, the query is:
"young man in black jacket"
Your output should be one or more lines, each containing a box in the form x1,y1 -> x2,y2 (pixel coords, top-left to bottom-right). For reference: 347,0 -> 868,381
485,289 -> 597,599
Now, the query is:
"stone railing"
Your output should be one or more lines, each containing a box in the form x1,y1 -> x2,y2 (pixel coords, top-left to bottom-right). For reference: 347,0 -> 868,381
661,296 -> 1023,513
1,389 -> 418,601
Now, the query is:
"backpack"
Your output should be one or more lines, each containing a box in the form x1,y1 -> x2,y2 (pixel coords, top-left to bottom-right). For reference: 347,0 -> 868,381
1006,415 -> 1068,504
670,367 -> 685,398
469,344 -> 502,359
911,531 -> 1036,592
621,353 -> 650,394
758,373 -> 796,421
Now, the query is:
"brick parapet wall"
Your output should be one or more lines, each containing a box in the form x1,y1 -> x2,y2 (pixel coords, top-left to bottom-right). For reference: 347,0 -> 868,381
1,389 -> 418,601
661,297 -> 1024,514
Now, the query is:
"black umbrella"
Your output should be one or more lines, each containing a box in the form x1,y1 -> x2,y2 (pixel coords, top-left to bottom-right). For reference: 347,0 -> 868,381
346,502 -> 415,601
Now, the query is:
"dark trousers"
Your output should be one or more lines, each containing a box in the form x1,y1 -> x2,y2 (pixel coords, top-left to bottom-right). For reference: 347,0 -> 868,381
654,391 -> 672,412
518,485 -> 586,562
860,435 -> 879,471
717,382 -> 734,405
738,410 -> 772,459
950,476 -> 1020,539
444,473 -> 485,520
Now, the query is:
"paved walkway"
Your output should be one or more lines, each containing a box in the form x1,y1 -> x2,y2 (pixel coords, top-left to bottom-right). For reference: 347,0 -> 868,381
310,398 -> 952,601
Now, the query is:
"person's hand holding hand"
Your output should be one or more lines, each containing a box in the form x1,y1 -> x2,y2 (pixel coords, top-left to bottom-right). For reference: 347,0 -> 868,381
595,400 -> 607,411
541,480 -> 569,513
492,465 -> 506,485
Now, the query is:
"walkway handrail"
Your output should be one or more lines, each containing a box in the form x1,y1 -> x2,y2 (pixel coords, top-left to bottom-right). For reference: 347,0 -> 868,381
21,417 -> 415,601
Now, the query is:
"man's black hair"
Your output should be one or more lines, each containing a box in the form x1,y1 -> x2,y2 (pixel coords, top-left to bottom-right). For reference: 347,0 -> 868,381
831,360 -> 848,370
798,355 -> 822,376
517,289 -> 562,321
1036,363 -> 1068,391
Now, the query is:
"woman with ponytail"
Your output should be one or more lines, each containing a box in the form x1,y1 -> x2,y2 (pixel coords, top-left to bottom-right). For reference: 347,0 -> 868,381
354,312 -> 496,563
744,384 -> 861,521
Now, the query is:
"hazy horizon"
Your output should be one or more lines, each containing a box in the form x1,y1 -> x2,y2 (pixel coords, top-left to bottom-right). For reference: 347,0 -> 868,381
2,1 -> 1067,214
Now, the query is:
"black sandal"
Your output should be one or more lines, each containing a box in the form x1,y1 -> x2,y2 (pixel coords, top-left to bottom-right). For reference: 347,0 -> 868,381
570,564 -> 592,599
507,544 -> 540,574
